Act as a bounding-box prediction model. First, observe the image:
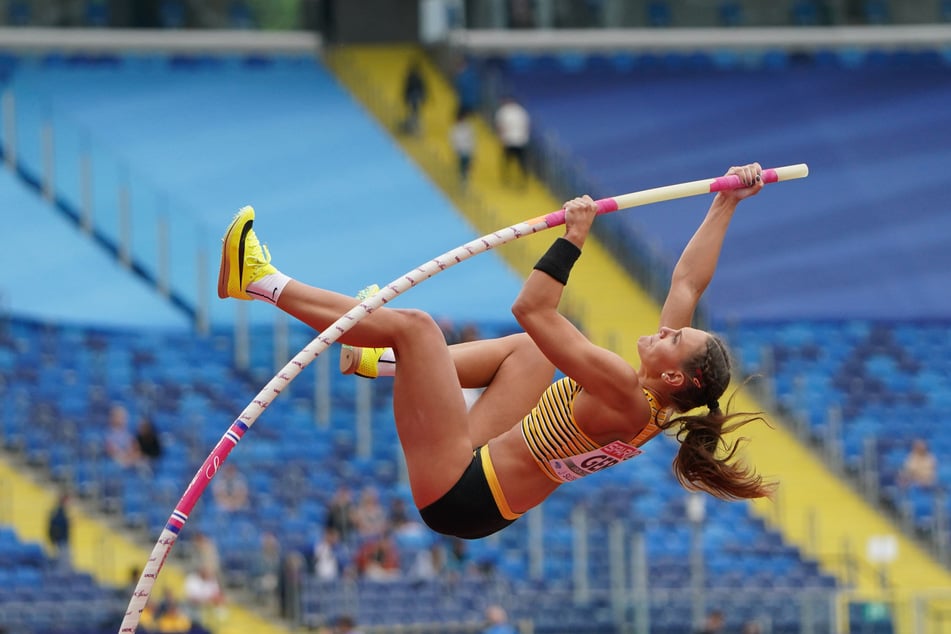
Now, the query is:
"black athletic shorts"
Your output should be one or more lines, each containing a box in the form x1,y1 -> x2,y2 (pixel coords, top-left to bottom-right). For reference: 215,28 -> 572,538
418,445 -> 522,540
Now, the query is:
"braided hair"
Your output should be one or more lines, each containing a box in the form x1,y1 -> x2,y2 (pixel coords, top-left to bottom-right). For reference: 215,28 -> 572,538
658,334 -> 775,500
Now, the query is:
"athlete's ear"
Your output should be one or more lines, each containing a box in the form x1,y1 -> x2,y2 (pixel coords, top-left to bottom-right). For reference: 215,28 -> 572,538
661,371 -> 685,388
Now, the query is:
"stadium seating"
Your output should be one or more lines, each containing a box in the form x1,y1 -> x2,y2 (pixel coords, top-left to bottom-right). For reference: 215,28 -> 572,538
0,526 -> 132,634
1,313 -> 838,632
2,52 -> 525,328
722,318 -> 951,533
493,49 -> 951,322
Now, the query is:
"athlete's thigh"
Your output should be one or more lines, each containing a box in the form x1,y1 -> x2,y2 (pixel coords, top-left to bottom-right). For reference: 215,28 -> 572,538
389,312 -> 478,509
464,335 -> 555,447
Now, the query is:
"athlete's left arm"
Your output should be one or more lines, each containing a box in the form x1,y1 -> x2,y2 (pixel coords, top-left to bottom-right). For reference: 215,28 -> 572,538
659,163 -> 764,330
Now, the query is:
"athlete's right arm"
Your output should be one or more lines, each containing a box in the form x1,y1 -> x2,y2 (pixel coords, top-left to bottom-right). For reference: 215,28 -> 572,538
513,196 -> 642,415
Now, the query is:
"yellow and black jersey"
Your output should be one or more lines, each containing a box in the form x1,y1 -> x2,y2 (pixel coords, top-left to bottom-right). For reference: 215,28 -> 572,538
520,377 -> 672,483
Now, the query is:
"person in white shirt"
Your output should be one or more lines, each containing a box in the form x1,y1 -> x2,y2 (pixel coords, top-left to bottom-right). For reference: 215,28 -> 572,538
494,96 -> 531,186
450,106 -> 476,187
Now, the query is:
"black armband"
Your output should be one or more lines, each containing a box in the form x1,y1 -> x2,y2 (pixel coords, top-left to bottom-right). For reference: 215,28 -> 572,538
533,237 -> 582,285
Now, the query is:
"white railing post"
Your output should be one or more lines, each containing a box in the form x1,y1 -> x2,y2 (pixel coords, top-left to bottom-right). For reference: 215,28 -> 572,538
41,120 -> 54,201
118,178 -> 131,268
2,91 -> 16,168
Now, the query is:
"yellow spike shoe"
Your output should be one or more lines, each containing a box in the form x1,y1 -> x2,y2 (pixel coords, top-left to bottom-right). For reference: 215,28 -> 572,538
217,205 -> 277,300
340,345 -> 388,379
340,284 -> 390,379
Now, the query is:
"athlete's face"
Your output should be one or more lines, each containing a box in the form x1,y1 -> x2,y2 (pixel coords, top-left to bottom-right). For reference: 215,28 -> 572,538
637,327 -> 708,376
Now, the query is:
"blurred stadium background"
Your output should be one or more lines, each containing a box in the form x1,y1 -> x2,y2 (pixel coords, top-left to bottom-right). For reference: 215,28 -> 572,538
1,1 -> 950,633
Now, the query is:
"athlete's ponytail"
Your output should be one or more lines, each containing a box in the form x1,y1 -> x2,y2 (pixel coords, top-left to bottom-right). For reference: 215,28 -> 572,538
659,335 -> 776,501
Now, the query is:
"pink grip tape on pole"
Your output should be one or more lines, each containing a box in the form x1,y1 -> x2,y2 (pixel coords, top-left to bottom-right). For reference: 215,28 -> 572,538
118,162 -> 808,633
541,163 -> 808,228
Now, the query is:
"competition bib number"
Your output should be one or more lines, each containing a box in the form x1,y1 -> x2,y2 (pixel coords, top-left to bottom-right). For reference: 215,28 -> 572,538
550,440 -> 642,483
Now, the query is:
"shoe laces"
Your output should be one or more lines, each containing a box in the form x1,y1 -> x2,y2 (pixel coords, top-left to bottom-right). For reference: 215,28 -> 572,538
246,231 -> 272,267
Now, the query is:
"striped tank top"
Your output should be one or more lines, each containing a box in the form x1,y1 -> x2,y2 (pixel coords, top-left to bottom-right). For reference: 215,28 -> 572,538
520,376 -> 672,483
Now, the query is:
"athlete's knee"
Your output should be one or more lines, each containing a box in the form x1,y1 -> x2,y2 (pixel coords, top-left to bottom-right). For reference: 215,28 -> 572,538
512,332 -> 549,358
393,309 -> 445,346
509,333 -> 556,376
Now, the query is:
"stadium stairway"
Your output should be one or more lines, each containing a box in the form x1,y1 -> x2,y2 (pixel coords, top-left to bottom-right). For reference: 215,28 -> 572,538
324,44 -> 661,365
324,43 -> 951,631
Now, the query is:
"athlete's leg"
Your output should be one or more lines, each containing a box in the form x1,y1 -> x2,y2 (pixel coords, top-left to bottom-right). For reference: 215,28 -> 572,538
219,207 -> 475,510
449,334 -> 555,446
340,332 -> 556,446
277,284 -> 475,509
387,312 -> 479,509
276,281 -> 414,349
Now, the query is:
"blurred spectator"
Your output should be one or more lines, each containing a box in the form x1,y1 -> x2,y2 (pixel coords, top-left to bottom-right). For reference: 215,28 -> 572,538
355,531 -> 401,581
47,492 -> 70,566
313,527 -> 347,581
494,96 -> 531,187
123,566 -> 142,601
411,541 -> 446,581
482,604 -> 517,634
183,564 -> 225,626
400,60 -> 427,135
332,614 -> 364,634
442,537 -> 472,581
452,56 -> 481,113
138,595 -> 159,633
135,415 -> 163,465
457,322 -> 482,343
388,496 -> 436,578
437,317 -> 462,345
695,610 -> 725,634
154,593 -> 193,634
325,485 -> 357,543
899,438 -> 937,488
105,403 -> 143,469
508,0 -> 536,27
741,620 -> 764,634
353,486 -> 388,540
251,531 -> 282,609
388,498 -> 423,535
450,106 -> 476,187
211,463 -> 250,512
279,550 -> 307,621
192,532 -> 222,582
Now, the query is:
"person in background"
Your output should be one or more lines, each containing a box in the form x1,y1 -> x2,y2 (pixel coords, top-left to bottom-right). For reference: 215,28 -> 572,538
450,106 -> 476,188
355,530 -> 401,581
252,531 -> 283,611
494,96 -> 531,187
695,610 -> 726,634
452,56 -> 480,114
400,60 -> 427,135
211,462 -> 250,512
135,415 -> 163,466
183,564 -> 225,626
899,438 -> 937,489
325,485 -> 358,543
331,614 -> 364,634
191,532 -> 222,583
47,492 -> 70,567
352,485 -> 388,540
105,403 -> 143,469
313,527 -> 347,581
741,620 -> 763,634
153,593 -> 193,634
482,604 -> 517,634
